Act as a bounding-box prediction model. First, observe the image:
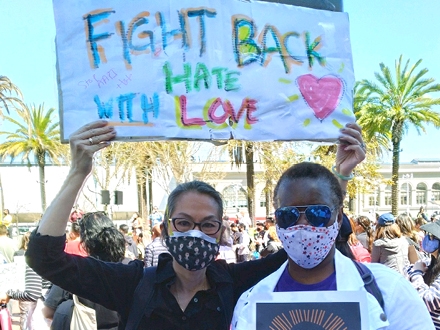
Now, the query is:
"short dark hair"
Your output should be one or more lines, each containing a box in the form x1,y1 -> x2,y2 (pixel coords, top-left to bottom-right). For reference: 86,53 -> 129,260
119,224 -> 129,234
273,162 -> 343,209
162,181 -> 223,238
79,212 -> 125,262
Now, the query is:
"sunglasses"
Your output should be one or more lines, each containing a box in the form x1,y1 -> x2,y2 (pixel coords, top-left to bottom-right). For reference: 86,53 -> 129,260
275,205 -> 335,229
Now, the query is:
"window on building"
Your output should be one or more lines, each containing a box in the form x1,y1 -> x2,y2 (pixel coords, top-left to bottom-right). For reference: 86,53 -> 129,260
416,183 -> 427,205
385,185 -> 392,206
260,190 -> 266,207
400,183 -> 411,206
222,185 -> 248,210
368,190 -> 379,206
433,183 -> 440,201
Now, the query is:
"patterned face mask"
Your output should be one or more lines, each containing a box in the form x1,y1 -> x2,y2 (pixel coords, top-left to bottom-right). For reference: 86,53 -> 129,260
165,230 -> 219,271
276,221 -> 339,269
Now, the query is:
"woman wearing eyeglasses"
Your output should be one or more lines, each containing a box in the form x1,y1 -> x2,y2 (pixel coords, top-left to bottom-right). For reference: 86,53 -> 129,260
26,120 -> 401,329
25,121 -> 289,330
233,139 -> 434,328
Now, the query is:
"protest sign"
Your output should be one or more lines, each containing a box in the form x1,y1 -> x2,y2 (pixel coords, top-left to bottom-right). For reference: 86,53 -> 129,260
250,291 -> 369,329
53,0 -> 354,142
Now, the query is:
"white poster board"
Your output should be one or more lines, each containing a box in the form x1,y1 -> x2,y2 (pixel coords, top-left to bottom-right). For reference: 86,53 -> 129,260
53,0 -> 355,142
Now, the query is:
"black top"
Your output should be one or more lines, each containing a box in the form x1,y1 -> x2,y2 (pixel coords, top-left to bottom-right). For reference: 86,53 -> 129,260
26,231 -> 287,329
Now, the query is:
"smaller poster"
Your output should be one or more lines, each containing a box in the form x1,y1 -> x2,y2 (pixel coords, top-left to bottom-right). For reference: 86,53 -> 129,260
251,291 -> 369,330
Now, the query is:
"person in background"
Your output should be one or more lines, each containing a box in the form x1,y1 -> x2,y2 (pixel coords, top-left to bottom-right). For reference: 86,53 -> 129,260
371,213 -> 410,275
130,212 -> 143,242
230,223 -> 242,262
236,222 -> 251,262
406,220 -> 440,330
217,220 -> 236,263
64,222 -> 87,257
354,215 -> 374,252
144,223 -> 170,267
233,158 -> 433,329
263,216 -> 275,246
0,237 -> 51,330
254,221 -> 266,253
136,232 -> 145,260
347,216 -> 371,263
239,211 -> 252,229
42,212 -> 129,330
415,216 -> 427,247
0,224 -> 16,263
119,224 -> 138,260
12,232 -> 43,330
2,209 -> 12,229
396,213 -> 423,263
149,206 -> 163,228
418,206 -> 429,222
259,226 -> 282,257
69,205 -> 83,223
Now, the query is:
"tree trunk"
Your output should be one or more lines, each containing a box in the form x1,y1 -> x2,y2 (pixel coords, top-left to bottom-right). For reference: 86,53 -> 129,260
136,168 -> 147,221
265,179 -> 273,217
37,153 -> 47,212
245,142 -> 255,226
391,125 -> 403,216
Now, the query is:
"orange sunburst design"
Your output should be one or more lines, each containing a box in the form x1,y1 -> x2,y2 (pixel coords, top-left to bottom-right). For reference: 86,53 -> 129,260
268,309 -> 347,330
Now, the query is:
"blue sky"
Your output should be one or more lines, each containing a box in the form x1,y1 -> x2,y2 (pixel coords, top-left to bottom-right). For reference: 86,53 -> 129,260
1,0 -> 440,163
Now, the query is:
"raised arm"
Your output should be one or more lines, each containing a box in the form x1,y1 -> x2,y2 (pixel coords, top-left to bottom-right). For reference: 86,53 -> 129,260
334,123 -> 366,195
37,121 -> 116,236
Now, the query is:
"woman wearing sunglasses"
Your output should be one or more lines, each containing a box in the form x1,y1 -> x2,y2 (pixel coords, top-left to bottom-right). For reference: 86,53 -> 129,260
233,142 -> 433,328
26,120 -> 403,329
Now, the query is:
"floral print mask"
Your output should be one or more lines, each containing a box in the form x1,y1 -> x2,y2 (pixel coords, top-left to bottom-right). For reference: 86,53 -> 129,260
165,230 -> 219,271
277,221 -> 339,269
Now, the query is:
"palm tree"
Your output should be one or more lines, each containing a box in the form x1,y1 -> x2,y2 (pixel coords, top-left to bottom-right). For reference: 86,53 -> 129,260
0,76 -> 25,115
0,104 -> 68,212
356,56 -> 440,215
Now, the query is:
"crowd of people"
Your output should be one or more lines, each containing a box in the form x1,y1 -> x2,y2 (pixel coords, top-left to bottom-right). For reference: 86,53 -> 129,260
0,120 -> 439,329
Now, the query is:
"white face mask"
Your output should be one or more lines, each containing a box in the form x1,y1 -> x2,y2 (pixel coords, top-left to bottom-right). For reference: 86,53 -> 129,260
276,221 -> 339,269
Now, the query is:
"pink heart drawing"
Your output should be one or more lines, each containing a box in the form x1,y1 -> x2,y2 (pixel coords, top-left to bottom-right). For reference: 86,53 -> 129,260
297,74 -> 345,121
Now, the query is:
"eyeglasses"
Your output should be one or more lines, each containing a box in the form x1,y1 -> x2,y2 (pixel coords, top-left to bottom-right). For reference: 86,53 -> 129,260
275,205 -> 335,229
171,218 -> 222,235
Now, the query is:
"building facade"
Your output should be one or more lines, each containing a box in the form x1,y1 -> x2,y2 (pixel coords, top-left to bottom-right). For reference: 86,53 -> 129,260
2,158 -> 440,224
354,159 -> 440,218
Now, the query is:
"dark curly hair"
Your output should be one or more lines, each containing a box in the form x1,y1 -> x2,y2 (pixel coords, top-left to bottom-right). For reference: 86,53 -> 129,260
79,212 -> 125,262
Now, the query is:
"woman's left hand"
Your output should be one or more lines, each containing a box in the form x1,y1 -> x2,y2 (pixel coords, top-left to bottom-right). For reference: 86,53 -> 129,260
69,120 -> 116,177
413,260 -> 428,273
335,122 -> 366,176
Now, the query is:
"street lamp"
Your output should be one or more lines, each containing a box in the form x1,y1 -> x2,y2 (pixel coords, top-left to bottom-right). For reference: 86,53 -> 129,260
402,174 -> 413,214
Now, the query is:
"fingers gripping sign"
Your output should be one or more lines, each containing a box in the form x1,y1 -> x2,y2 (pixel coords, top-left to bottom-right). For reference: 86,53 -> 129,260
335,122 -> 366,176
69,120 -> 117,174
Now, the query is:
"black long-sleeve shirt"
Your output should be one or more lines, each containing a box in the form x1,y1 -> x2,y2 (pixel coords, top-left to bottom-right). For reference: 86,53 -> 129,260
26,231 -> 287,329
